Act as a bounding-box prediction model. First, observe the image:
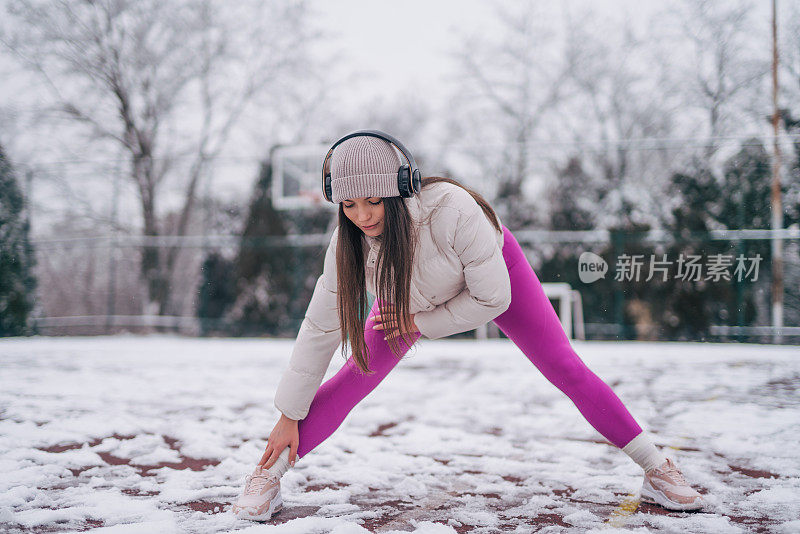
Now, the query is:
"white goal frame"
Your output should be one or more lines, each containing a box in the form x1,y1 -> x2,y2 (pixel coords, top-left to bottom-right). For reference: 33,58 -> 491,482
476,283 -> 585,341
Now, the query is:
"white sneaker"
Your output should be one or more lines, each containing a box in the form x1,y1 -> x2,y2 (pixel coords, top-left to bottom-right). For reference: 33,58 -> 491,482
230,465 -> 283,521
640,458 -> 706,511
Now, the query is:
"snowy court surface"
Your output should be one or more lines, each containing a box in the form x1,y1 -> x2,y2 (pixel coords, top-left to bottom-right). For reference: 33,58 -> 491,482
1,335 -> 798,534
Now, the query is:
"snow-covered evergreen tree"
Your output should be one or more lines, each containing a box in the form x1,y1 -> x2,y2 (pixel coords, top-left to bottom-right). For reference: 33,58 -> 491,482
204,157 -> 333,337
0,144 -> 36,336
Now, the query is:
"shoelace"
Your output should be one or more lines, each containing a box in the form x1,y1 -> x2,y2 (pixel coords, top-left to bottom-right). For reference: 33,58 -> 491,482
243,472 -> 278,496
658,459 -> 688,485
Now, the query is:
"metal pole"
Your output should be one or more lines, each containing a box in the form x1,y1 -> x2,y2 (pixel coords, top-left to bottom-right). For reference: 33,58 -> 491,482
106,160 -> 120,333
771,0 -> 784,344
613,230 -> 625,339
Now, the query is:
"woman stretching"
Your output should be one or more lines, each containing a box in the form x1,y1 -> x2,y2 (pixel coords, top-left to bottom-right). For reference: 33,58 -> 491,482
230,130 -> 707,521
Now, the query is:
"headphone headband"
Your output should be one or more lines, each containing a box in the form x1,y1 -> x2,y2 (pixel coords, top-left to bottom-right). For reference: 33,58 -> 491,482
321,129 -> 421,202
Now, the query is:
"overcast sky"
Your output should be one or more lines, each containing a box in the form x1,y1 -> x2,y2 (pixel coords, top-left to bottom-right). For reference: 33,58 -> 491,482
308,0 -> 775,114
308,0 -> 662,113
1,0 -> 783,230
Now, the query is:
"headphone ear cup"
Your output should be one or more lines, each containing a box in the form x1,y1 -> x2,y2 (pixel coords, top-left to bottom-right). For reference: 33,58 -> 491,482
397,164 -> 411,197
324,172 -> 333,202
412,169 -> 421,194
322,149 -> 335,202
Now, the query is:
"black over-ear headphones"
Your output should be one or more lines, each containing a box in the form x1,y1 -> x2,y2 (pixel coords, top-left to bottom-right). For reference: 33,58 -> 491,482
321,129 -> 422,203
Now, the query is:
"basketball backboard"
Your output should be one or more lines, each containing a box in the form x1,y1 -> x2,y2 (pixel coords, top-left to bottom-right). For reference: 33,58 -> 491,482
271,143 -> 335,211
271,145 -> 338,210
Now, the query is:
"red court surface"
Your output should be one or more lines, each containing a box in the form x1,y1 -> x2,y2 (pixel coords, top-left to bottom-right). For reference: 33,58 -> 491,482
1,336 -> 798,533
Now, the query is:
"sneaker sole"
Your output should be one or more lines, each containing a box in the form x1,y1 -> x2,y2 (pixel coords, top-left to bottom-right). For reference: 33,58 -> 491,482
232,493 -> 283,521
640,484 -> 704,511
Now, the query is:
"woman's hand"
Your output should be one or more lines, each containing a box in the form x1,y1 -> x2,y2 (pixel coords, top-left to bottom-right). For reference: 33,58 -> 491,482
258,413 -> 299,469
370,303 -> 419,341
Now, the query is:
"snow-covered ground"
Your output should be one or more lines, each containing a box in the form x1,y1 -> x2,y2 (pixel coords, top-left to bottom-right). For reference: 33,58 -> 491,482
1,335 -> 798,533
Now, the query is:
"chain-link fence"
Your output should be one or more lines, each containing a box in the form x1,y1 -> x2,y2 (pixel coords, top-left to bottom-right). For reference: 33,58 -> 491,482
27,227 -> 800,345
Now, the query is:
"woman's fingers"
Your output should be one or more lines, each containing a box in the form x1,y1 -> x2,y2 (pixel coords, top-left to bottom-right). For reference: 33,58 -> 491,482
258,443 -> 273,467
373,309 -> 414,340
373,305 -> 418,340
260,437 -> 284,469
372,315 -> 396,329
263,447 -> 280,470
373,314 -> 403,327
372,315 -> 393,329
373,316 -> 400,340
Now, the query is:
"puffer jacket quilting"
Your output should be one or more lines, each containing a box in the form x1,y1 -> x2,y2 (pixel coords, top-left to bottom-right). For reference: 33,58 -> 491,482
273,181 -> 511,420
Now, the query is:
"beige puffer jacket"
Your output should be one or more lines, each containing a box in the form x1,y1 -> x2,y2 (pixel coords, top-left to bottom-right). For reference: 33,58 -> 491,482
273,181 -> 511,420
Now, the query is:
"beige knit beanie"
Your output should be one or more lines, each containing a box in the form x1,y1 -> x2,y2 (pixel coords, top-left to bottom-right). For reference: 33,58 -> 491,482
330,136 -> 402,203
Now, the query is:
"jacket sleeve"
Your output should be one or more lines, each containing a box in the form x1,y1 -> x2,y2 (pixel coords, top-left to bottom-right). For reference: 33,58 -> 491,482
412,195 -> 512,340
273,226 -> 341,420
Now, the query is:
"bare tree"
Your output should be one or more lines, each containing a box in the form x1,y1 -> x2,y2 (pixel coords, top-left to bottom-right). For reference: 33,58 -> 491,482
1,0 -> 323,316
556,7 -> 680,230
654,0 -> 769,160
782,1 -> 800,100
445,0 -> 576,229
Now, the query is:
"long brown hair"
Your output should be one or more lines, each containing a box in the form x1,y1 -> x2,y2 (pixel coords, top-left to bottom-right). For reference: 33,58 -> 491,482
336,176 -> 502,374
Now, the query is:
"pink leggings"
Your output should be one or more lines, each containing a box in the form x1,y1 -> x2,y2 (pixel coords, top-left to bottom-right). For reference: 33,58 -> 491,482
295,225 -> 643,458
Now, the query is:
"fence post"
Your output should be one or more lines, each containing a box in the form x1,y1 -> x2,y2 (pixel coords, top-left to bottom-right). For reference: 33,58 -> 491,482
612,229 -> 625,339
